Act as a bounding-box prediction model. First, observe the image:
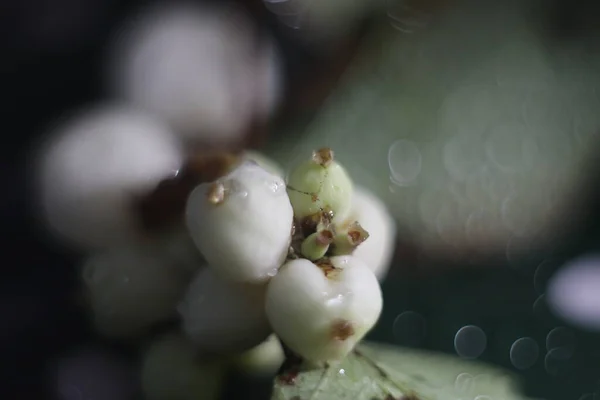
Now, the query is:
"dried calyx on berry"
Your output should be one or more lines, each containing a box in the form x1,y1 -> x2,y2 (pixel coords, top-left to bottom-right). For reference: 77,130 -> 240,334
291,213 -> 370,261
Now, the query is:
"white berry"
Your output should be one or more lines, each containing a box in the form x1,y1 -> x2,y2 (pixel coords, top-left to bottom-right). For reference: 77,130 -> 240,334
108,3 -> 282,144
141,333 -> 225,400
82,243 -> 190,337
179,267 -> 272,354
185,161 -> 293,283
235,334 -> 285,376
346,186 -> 396,281
265,255 -> 382,364
254,38 -> 283,119
36,104 -> 182,250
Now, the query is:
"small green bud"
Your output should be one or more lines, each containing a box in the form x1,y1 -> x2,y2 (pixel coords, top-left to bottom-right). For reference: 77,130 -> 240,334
300,229 -> 334,260
286,148 -> 353,224
331,222 -> 370,256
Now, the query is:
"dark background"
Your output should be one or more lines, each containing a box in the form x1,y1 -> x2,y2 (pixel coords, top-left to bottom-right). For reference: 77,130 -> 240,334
2,0 -> 600,399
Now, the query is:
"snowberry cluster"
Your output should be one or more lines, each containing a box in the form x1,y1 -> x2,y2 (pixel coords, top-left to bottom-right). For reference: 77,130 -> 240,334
37,107 -> 396,398
31,3 -> 398,399
186,147 -> 387,365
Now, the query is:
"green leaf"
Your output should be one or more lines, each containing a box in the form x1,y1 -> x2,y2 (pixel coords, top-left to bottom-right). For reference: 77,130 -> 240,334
271,341 -> 532,400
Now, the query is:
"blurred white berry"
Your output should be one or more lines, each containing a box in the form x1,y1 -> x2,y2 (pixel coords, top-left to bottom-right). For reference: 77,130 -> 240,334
36,104 -> 182,250
547,254 -> 600,331
179,267 -> 272,354
254,39 -> 284,119
185,161 -> 293,283
107,3 -> 282,145
345,186 -> 396,281
265,255 -> 382,364
234,334 -> 285,376
82,243 -> 190,337
141,333 -> 225,400
287,148 -> 353,225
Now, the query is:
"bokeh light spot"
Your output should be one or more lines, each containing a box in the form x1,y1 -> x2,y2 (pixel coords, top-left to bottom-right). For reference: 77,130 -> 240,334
509,337 -> 539,370
392,311 -> 427,347
454,325 -> 487,359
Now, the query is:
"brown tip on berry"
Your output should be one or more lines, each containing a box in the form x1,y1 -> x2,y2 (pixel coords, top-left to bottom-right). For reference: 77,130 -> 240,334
348,222 -> 370,245
330,319 -> 355,341
207,182 -> 226,205
316,258 -> 340,279
312,148 -> 334,167
316,229 -> 334,246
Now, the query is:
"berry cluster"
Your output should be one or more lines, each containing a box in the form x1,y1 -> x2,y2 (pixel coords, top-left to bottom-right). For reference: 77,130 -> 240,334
36,108 -> 396,398
186,148 -> 385,365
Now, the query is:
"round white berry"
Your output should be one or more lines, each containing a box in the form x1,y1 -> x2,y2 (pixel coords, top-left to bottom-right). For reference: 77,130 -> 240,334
82,243 -> 190,337
108,3 -> 280,144
179,267 -> 272,354
141,333 -> 225,400
254,38 -> 283,119
235,334 -> 285,376
347,186 -> 396,281
185,161 -> 293,283
36,104 -> 182,250
265,255 -> 382,364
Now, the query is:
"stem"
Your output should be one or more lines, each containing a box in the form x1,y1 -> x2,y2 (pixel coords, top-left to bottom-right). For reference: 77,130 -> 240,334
301,230 -> 334,261
300,208 -> 334,237
331,222 -> 370,255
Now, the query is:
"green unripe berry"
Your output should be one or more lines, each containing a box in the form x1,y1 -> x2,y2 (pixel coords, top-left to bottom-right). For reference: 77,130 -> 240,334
286,148 -> 353,224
